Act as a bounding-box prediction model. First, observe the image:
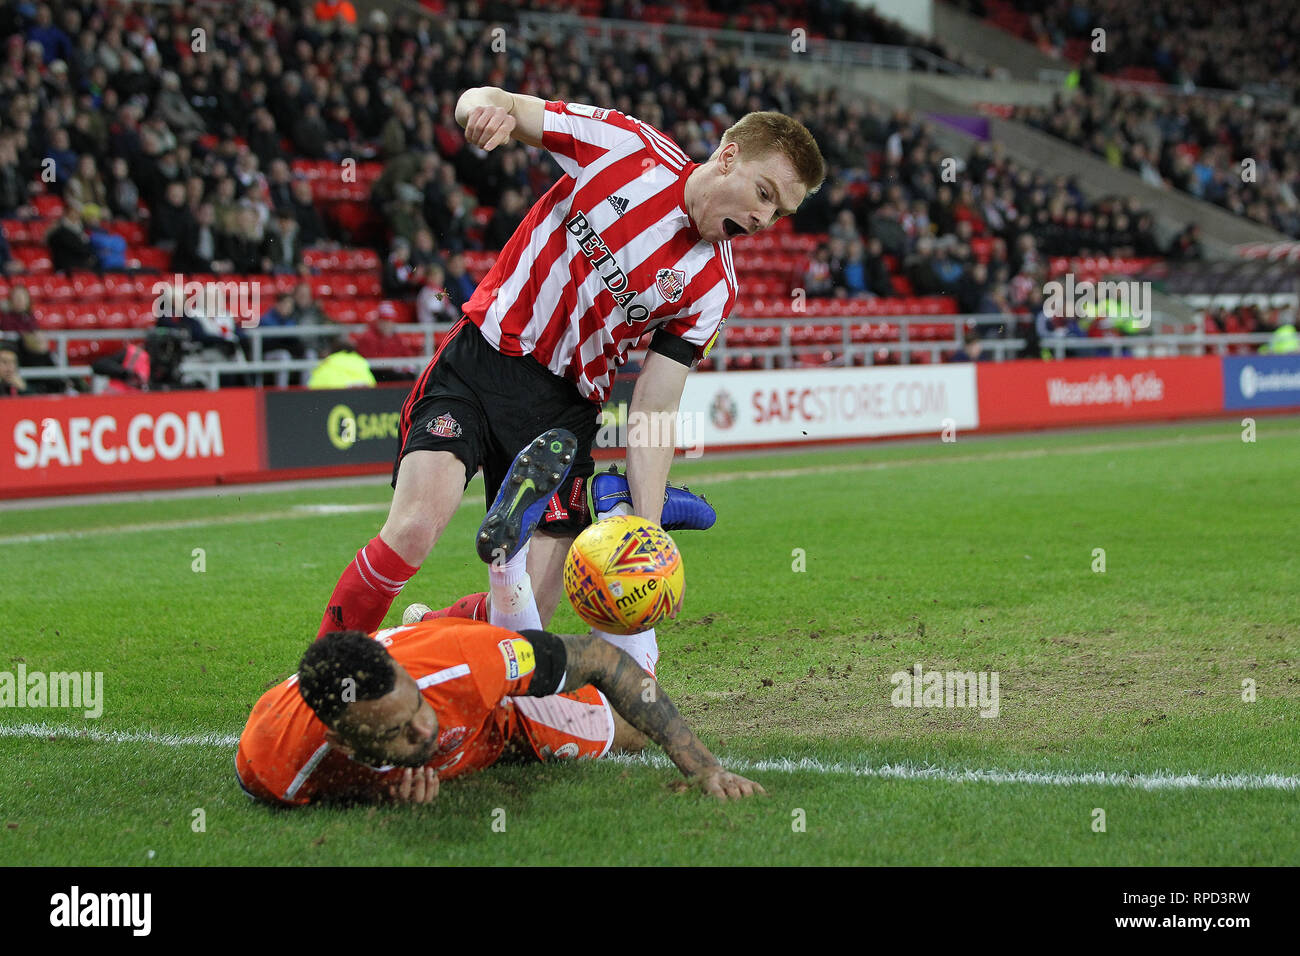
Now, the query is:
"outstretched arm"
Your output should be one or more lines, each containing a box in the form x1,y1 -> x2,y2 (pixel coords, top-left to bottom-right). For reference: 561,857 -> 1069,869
556,633 -> 764,800
455,87 -> 545,150
626,348 -> 689,526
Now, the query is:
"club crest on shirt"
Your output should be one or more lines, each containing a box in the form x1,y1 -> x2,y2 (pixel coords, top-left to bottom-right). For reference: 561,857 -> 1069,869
427,413 -> 462,438
437,725 -> 470,753
655,268 -> 686,303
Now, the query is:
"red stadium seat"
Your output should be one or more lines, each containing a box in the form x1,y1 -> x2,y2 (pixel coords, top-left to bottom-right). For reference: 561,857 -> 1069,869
106,221 -> 146,244
31,195 -> 64,218
2,219 -> 42,243
346,248 -> 381,271
131,247 -> 171,271
32,308 -> 65,330
98,310 -> 131,331
303,249 -> 341,270
37,274 -> 77,301
71,272 -> 105,299
387,300 -> 416,323
12,246 -> 52,272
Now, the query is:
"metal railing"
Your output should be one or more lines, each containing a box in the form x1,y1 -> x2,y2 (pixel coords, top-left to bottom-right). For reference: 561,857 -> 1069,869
19,323 -> 450,389
706,313 -> 1270,367
15,315 -> 1275,388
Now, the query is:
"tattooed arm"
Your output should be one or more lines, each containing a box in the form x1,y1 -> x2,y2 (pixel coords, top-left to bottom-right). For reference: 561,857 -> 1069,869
556,633 -> 765,800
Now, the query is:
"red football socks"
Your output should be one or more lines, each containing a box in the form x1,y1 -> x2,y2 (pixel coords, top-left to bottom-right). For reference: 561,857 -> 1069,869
316,535 -> 420,639
420,591 -> 489,623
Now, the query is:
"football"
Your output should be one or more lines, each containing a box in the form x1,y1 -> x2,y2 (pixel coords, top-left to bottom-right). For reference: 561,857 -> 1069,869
563,515 -> 685,635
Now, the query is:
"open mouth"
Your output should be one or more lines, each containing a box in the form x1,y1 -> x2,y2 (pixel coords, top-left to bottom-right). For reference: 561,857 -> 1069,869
723,218 -> 745,239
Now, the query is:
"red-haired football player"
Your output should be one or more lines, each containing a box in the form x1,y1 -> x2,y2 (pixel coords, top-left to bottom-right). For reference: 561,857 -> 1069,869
313,86 -> 824,682
237,618 -> 762,805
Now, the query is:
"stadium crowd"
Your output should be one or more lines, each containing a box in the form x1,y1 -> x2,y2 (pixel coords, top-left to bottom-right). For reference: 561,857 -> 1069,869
0,0 -> 1273,396
952,0 -> 1300,239
1014,88 -> 1300,240
960,0 -> 1300,95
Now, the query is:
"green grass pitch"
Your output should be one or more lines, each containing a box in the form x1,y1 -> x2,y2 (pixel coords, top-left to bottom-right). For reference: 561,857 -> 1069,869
1,416 -> 1297,865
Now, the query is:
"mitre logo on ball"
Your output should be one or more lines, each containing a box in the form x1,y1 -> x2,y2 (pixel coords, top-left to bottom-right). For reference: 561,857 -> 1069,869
563,515 -> 685,635
655,268 -> 686,303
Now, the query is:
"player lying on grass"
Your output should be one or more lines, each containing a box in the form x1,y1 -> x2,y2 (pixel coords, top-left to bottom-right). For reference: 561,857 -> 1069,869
237,617 -> 763,805
314,84 -> 824,681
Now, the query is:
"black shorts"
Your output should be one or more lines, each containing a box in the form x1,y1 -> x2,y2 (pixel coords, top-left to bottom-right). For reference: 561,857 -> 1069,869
394,319 -> 601,535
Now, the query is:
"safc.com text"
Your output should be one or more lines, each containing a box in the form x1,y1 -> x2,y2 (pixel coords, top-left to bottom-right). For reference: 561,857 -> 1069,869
750,380 -> 949,424
13,411 -> 226,469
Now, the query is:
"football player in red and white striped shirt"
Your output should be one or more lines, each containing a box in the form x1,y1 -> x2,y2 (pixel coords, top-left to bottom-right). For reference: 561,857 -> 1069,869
316,87 -> 825,671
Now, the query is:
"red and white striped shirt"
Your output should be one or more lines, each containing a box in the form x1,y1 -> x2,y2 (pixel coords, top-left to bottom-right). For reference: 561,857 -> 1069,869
462,100 -> 738,404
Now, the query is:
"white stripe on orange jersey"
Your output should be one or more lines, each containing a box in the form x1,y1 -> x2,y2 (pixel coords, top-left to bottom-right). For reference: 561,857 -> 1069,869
415,664 -> 471,689
284,742 -> 331,800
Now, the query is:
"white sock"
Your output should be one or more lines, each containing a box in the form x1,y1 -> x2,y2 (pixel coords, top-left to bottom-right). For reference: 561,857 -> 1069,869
488,540 -> 541,632
592,627 -> 658,677
594,500 -> 657,672
596,500 -> 633,521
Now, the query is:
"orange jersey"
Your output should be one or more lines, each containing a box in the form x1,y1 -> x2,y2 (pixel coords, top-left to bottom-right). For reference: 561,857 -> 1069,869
236,618 -> 548,806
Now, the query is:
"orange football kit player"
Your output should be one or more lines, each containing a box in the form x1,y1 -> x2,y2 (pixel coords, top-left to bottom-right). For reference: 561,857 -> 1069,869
237,617 -> 763,804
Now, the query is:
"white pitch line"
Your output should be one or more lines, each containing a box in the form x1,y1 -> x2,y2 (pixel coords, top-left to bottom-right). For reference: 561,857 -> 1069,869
0,722 -> 240,748
5,722 -> 1295,792
0,502 -> 394,545
7,426 -> 1300,546
606,753 -> 1300,792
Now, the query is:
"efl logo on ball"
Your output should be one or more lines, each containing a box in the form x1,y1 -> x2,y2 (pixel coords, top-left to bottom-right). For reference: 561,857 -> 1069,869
563,515 -> 685,635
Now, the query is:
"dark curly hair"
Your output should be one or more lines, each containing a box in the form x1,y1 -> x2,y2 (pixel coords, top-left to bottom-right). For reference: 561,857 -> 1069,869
298,631 -> 396,726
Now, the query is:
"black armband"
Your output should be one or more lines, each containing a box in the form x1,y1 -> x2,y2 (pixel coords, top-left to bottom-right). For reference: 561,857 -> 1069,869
517,629 -> 568,697
647,329 -> 697,367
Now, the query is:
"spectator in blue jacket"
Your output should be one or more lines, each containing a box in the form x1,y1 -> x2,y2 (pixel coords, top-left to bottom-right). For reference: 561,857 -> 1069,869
26,4 -> 73,65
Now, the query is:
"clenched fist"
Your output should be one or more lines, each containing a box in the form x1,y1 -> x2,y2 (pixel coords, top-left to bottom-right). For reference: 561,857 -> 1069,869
464,105 -> 517,151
